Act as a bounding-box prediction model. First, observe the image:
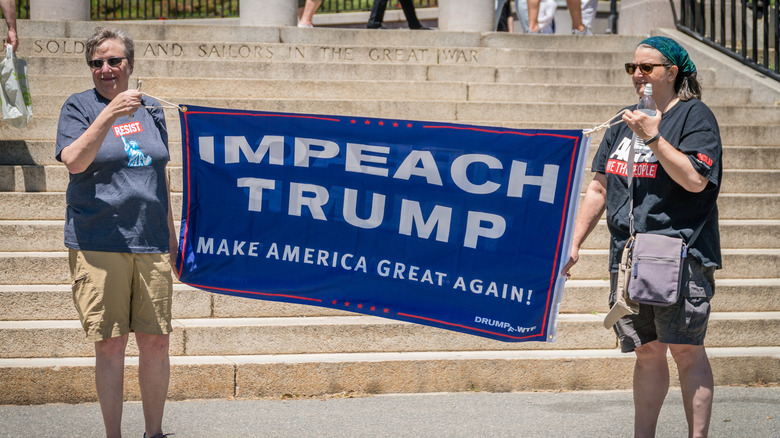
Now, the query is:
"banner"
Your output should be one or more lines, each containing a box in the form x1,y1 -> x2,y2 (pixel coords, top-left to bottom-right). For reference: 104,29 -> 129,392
177,105 -> 589,342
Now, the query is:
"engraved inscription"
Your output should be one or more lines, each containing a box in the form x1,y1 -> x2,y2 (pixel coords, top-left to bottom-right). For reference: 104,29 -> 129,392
438,49 -> 480,64
34,40 -> 85,55
368,48 -> 430,63
198,44 -> 274,59
143,43 -> 184,57
288,46 -> 306,60
320,47 -> 354,62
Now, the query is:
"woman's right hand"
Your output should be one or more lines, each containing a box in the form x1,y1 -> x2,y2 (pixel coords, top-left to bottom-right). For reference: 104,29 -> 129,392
561,247 -> 579,279
106,89 -> 143,119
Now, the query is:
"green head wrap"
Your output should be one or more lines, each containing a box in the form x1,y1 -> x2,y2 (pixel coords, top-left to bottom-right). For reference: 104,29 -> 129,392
640,36 -> 697,74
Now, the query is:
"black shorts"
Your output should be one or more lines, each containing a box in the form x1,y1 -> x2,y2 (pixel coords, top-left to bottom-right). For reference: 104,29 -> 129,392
609,257 -> 716,353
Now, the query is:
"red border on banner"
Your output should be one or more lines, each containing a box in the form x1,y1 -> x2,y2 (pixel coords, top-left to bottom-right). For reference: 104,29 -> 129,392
187,283 -> 323,303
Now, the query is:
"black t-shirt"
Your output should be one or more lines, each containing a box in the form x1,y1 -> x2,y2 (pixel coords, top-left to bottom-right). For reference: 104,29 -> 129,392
592,98 -> 722,270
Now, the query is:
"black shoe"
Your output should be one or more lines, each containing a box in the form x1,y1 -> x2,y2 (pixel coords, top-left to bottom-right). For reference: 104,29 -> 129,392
410,26 -> 433,30
367,24 -> 387,29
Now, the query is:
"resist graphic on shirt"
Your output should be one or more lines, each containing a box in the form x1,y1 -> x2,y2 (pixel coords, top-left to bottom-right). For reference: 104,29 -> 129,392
114,121 -> 152,167
605,135 -> 658,178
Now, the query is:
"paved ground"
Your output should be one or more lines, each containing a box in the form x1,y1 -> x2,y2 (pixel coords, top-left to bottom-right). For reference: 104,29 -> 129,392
1,386 -> 778,437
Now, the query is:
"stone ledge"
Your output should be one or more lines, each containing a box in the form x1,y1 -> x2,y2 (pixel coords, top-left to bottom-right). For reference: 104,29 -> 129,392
1,347 -> 777,404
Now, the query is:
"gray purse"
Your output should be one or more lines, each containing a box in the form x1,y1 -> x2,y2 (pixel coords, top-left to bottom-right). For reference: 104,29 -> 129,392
626,232 -> 687,306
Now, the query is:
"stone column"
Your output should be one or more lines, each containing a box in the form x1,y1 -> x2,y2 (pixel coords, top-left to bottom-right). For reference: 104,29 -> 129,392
617,0 -> 676,35
438,0 -> 495,32
30,0 -> 89,20
240,0 -> 297,26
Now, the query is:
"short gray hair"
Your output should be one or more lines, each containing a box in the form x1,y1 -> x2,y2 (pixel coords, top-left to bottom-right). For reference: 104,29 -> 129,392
85,27 -> 135,65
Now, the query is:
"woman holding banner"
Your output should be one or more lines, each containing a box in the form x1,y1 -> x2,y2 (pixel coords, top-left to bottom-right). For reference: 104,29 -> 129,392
562,36 -> 722,437
55,27 -> 177,438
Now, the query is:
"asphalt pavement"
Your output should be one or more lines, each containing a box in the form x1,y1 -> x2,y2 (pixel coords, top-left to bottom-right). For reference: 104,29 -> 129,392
1,386 -> 778,437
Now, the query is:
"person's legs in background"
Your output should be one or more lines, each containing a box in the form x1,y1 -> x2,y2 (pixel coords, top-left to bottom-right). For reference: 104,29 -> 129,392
298,0 -> 323,27
367,0 -> 389,28
565,0 -> 588,34
526,0 -> 541,32
579,0 -> 598,33
398,0 -> 425,29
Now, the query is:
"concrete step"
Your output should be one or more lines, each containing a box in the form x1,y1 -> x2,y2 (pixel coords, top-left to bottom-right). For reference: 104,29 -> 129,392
2,163 -> 776,194
24,77 -> 753,114
578,219 -> 780,250
0,192 -> 775,221
0,314 -> 622,358
2,218 -> 777,252
488,123 -> 780,147
1,347 -> 778,404
2,110 -> 778,147
20,54 -> 722,89
3,278 -> 777,322
4,141 -> 778,170
3,312 -> 779,359
578,169 -> 780,196
1,249 -> 778,285
4,101 -> 779,143
438,65 -> 719,87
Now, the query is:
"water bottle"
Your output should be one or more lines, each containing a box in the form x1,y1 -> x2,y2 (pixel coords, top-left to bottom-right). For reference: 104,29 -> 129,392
637,83 -> 657,116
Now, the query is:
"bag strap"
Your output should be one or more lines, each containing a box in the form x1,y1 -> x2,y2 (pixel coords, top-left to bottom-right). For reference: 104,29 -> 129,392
626,133 -> 712,247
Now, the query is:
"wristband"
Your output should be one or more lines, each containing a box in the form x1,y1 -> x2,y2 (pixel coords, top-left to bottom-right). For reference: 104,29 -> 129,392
644,133 -> 661,145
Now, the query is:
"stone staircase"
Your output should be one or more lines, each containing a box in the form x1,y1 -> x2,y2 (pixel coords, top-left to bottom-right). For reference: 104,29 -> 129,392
0,21 -> 778,404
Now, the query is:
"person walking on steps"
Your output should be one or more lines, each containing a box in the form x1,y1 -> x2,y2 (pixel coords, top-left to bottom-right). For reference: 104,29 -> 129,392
297,0 -> 323,28
367,0 -> 431,29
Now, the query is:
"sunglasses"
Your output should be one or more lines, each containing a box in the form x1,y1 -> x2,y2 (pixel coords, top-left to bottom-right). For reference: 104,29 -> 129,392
88,57 -> 127,69
624,63 -> 668,75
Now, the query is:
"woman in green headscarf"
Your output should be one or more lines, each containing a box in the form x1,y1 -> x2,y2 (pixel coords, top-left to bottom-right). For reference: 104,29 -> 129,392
563,36 -> 722,437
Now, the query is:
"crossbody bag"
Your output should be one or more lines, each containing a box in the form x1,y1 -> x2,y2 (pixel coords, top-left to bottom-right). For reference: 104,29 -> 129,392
603,134 -> 711,328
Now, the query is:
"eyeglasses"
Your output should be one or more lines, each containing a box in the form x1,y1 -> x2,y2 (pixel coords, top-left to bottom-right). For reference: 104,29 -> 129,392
624,63 -> 668,75
88,57 -> 127,69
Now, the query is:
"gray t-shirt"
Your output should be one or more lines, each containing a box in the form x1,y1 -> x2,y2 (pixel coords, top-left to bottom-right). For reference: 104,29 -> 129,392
56,88 -> 171,253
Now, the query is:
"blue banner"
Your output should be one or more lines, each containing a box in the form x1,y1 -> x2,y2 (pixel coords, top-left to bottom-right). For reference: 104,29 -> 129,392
177,105 -> 589,342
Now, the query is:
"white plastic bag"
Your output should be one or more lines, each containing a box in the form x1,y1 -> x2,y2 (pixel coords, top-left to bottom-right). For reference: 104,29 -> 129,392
1,44 -> 33,128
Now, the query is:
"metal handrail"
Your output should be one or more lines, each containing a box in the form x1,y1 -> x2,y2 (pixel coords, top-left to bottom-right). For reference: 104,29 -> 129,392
677,0 -> 779,82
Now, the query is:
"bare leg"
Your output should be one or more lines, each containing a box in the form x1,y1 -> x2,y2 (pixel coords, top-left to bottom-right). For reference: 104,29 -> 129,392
527,0 -> 541,32
670,344 -> 714,438
136,332 -> 171,438
633,340 -> 670,438
95,335 -> 129,438
299,0 -> 323,26
566,0 -> 585,32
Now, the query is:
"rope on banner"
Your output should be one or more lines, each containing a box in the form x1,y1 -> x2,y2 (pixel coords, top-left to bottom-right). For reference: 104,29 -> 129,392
135,79 -> 187,112
583,109 -> 629,137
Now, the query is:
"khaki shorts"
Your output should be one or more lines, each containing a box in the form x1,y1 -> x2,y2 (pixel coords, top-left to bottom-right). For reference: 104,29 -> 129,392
609,257 -> 715,353
69,249 -> 173,342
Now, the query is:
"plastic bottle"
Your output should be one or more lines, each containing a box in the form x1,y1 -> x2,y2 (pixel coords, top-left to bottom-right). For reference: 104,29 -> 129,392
637,83 -> 657,116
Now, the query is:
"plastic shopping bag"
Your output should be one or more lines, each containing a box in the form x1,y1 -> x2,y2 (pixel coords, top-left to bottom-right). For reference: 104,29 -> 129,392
1,44 -> 33,128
